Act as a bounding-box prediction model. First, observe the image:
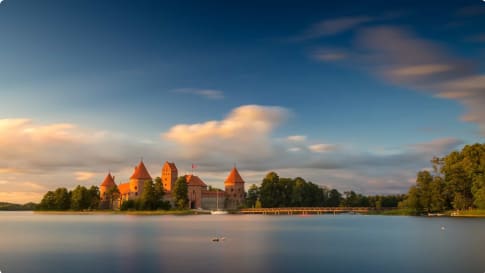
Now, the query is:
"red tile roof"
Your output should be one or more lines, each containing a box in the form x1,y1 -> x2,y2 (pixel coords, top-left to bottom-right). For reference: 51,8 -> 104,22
101,173 -> 116,187
118,183 -> 131,195
130,160 -> 152,180
185,174 -> 207,187
224,167 -> 245,185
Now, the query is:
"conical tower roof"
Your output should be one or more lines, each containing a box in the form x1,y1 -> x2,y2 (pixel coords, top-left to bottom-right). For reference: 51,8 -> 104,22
130,160 -> 152,180
224,167 -> 245,185
101,173 -> 116,187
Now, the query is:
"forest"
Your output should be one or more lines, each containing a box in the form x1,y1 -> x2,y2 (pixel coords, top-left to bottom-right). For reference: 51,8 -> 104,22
399,143 -> 485,212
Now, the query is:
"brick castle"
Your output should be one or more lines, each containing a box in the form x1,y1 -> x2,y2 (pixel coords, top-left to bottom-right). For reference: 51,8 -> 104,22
99,160 -> 245,210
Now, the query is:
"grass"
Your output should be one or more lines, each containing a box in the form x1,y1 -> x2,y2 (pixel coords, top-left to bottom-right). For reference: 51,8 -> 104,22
366,208 -> 419,216
450,209 -> 485,217
35,209 -> 208,216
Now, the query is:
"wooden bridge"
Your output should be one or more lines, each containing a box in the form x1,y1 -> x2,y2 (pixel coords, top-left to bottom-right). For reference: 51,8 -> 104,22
239,207 -> 382,215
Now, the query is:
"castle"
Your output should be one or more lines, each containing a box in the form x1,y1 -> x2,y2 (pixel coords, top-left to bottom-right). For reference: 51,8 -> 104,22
99,160 -> 246,210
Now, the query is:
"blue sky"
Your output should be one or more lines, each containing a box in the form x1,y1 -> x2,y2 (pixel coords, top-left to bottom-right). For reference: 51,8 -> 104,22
0,0 -> 484,203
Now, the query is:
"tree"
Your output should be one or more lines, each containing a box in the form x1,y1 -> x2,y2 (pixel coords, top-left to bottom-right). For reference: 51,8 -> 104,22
39,191 -> 56,210
86,186 -> 100,210
173,176 -> 188,209
429,176 -> 445,212
106,185 -> 120,210
245,184 -> 260,208
54,188 -> 70,210
140,180 -> 157,210
259,172 -> 281,208
153,177 -> 168,209
473,187 -> 485,209
70,185 -> 88,211
416,170 -> 433,212
327,189 -> 342,207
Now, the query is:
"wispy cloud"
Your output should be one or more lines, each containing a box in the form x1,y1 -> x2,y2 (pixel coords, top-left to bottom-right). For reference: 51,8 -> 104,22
355,26 -> 485,135
308,144 -> 338,153
74,171 -> 97,181
294,16 -> 373,40
308,24 -> 485,136
312,48 -> 348,61
287,135 -> 307,142
171,88 -> 224,100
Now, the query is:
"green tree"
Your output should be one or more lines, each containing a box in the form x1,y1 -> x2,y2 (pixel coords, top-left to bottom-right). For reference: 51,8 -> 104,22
173,176 -> 188,209
327,189 -> 342,207
259,172 -> 281,208
245,184 -> 260,208
473,187 -> 485,209
86,186 -> 100,209
106,185 -> 120,210
54,188 -> 70,210
140,180 -> 157,210
416,170 -> 433,212
70,185 -> 88,211
39,191 -> 56,210
429,176 -> 445,212
153,177 -> 167,209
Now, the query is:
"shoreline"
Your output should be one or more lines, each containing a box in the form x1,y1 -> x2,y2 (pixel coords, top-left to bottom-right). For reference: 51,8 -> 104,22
4,209 -> 479,218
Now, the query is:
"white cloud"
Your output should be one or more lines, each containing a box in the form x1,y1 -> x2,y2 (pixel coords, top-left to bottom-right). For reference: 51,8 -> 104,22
163,105 -> 289,162
287,135 -> 307,142
308,144 -> 338,153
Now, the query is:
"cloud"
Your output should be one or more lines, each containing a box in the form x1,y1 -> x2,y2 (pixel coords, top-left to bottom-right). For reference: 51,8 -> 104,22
74,172 -> 97,181
0,118 -> 160,173
410,137 -> 463,156
308,144 -> 338,153
171,88 -> 224,100
163,105 -> 289,164
0,118 -> 170,203
345,26 -> 485,135
295,16 -> 372,40
287,135 -> 307,142
312,49 -> 348,61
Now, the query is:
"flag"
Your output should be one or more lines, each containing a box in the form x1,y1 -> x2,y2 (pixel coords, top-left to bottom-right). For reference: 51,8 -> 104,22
192,164 -> 198,170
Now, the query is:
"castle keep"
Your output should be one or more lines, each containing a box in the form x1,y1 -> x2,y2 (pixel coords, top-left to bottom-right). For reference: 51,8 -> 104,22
100,160 -> 246,210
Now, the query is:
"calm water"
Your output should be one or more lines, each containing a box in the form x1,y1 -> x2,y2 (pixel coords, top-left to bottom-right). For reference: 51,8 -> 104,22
0,212 -> 484,273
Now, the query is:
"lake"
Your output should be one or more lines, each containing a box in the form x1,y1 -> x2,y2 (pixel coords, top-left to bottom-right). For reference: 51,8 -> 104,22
0,212 -> 484,273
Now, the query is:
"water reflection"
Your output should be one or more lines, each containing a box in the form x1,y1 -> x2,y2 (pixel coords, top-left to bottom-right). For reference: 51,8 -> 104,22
0,212 -> 483,273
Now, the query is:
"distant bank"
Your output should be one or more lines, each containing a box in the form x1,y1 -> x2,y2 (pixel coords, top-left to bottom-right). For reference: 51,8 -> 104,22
0,202 -> 37,211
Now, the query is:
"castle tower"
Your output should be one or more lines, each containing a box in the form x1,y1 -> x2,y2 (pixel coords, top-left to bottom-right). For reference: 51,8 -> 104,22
161,161 -> 178,192
224,167 -> 246,209
129,160 -> 152,197
99,172 -> 116,201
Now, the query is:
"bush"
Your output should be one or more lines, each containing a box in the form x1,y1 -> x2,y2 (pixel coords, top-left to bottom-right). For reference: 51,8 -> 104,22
120,200 -> 136,211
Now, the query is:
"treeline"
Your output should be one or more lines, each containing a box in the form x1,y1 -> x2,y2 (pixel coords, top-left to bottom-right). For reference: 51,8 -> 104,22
38,185 -> 100,211
245,172 -> 404,208
0,202 -> 37,211
400,143 -> 485,212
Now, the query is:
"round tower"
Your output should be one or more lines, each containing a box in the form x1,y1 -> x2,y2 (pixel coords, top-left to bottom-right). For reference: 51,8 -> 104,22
129,160 -> 152,197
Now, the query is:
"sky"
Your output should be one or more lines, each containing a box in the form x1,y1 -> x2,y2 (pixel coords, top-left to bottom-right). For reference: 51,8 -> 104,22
0,0 -> 484,203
